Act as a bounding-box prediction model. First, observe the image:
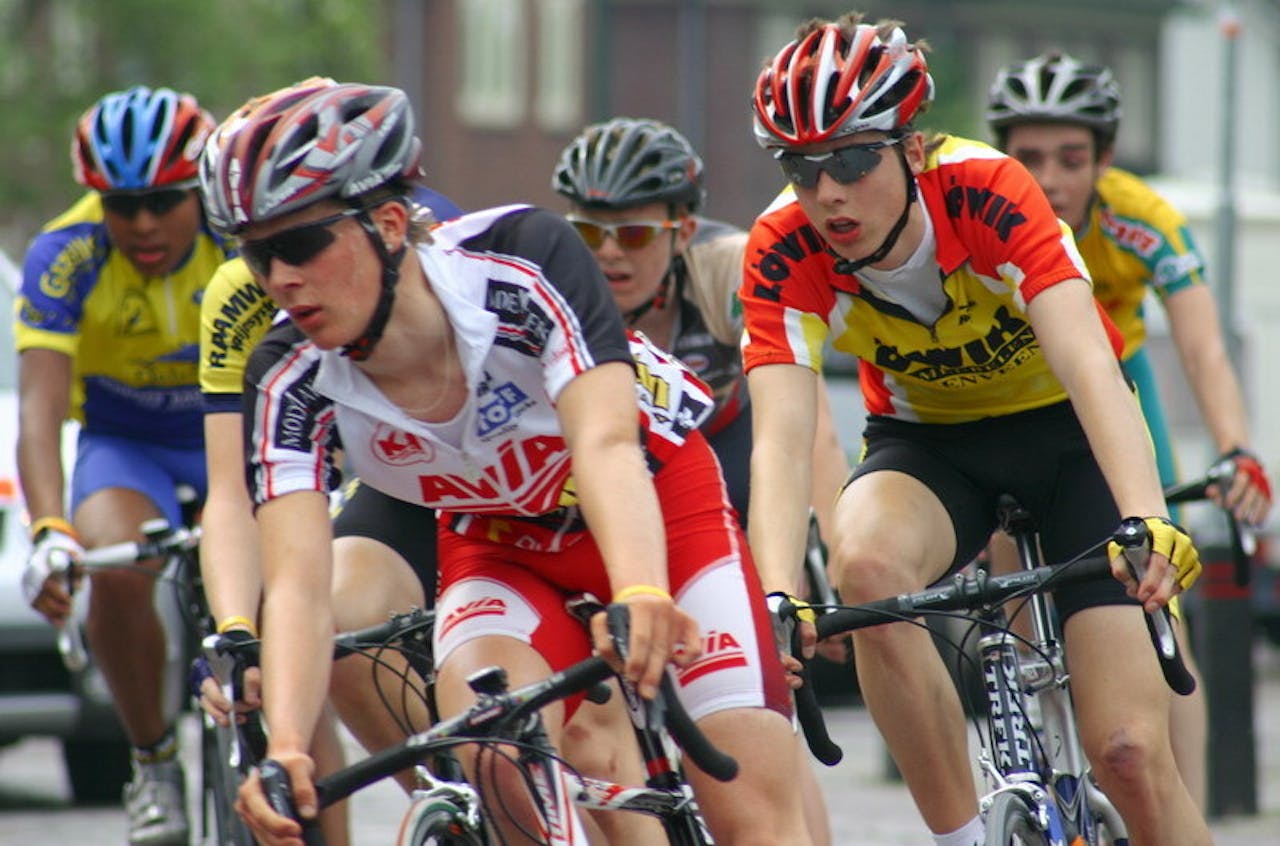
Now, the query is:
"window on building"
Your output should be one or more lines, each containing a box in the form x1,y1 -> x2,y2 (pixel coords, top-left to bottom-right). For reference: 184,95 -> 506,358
534,0 -> 583,131
457,0 -> 526,128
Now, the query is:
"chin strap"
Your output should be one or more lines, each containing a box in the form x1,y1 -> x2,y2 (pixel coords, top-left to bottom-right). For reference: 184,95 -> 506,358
341,211 -> 407,361
832,147 -> 918,276
622,231 -> 685,326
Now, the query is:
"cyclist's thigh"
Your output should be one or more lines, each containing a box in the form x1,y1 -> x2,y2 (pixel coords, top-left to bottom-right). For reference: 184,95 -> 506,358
1011,408 -> 1133,623
838,422 -> 989,592
332,477 -> 438,603
433,540 -> 598,718
648,431 -> 793,721
72,433 -> 199,543
1062,604 -> 1170,750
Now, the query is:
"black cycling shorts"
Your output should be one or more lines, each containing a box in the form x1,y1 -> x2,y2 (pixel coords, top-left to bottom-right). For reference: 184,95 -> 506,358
332,479 -> 439,605
848,400 -> 1134,623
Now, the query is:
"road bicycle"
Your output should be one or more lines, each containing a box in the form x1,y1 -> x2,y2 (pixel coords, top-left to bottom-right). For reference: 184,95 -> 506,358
778,467 -> 1248,846
51,497 -> 259,846
257,604 -> 731,845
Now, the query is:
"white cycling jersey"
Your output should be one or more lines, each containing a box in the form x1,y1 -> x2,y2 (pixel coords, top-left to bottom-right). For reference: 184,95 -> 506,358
244,205 -> 713,534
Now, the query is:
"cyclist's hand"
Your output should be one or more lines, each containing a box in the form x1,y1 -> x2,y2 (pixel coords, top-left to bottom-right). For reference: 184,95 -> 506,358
192,659 -> 262,726
593,587 -> 701,700
767,592 -> 818,688
22,528 -> 84,624
1107,516 -> 1201,613
236,752 -> 316,846
1208,448 -> 1272,527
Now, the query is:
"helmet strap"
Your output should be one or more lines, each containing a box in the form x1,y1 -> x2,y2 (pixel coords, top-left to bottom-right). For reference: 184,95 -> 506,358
341,211 -> 406,361
833,146 -> 918,276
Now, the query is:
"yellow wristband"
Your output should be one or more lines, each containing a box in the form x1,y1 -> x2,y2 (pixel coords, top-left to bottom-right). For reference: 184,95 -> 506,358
216,616 -> 259,637
612,584 -> 672,603
30,516 -> 78,542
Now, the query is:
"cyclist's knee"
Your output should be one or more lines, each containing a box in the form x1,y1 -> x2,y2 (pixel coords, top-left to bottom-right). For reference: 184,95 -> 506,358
74,486 -> 165,547
830,543 -> 916,604
1087,721 -> 1168,793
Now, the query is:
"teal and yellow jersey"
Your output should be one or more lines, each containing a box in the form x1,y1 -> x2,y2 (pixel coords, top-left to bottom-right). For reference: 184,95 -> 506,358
1077,167 -> 1207,360
15,192 -> 234,447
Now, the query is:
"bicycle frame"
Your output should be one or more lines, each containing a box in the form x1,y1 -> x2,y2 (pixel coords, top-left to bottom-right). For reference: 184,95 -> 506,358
973,499 -> 1127,846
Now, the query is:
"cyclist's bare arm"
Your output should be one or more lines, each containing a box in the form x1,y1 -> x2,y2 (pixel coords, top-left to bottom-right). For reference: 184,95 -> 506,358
201,412 -> 265,627
257,489 -> 336,795
1028,279 -> 1180,605
557,362 -> 700,700
811,373 -> 849,545
199,411 -> 265,718
1164,285 -> 1270,523
16,348 -> 73,523
746,363 -> 819,596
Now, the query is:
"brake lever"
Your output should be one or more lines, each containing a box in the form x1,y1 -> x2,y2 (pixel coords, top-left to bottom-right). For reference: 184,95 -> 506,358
1113,519 -> 1196,696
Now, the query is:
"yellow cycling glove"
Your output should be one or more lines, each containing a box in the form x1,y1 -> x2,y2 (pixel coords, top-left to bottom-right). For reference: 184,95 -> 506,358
1109,516 -> 1202,591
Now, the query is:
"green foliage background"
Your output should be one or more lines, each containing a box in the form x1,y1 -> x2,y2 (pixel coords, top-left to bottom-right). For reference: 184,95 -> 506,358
0,0 -> 390,255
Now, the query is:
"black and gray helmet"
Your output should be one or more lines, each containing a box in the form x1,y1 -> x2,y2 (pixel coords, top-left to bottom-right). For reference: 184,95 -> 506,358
986,52 -> 1121,143
552,117 -> 704,212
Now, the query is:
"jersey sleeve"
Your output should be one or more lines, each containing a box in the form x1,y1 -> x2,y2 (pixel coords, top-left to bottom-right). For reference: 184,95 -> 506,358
1143,216 -> 1205,300
14,224 -> 103,356
946,151 -> 1092,304
738,197 -> 835,374
242,324 -> 342,506
200,257 -> 278,414
460,206 -> 632,402
683,226 -> 748,347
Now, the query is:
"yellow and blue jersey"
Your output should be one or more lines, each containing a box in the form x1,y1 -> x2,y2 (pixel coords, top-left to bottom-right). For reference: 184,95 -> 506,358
1077,167 -> 1206,360
16,192 -> 234,447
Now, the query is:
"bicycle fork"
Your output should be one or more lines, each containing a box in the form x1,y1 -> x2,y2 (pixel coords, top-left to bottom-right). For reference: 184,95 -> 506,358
976,620 -> 1070,843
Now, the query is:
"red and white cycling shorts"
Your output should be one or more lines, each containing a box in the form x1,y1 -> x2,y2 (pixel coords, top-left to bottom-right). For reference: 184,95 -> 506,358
432,432 -> 792,723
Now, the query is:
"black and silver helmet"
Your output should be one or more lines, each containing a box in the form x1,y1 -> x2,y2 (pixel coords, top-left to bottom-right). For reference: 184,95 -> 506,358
552,117 -> 704,212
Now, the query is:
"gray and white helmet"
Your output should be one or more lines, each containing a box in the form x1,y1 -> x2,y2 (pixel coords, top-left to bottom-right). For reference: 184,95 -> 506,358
986,52 -> 1121,142
200,78 -> 421,233
552,117 -> 704,212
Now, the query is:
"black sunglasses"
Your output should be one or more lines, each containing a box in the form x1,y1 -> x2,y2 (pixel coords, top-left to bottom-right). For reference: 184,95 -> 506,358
101,187 -> 194,219
775,136 -> 904,189
238,208 -> 365,276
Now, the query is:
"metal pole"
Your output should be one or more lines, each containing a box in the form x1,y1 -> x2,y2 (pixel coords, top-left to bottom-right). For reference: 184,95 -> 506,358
676,0 -> 707,156
1213,5 -> 1239,344
1200,2 -> 1258,820
589,0 -> 614,121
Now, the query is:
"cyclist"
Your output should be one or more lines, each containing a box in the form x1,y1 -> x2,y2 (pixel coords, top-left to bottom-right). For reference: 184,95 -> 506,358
196,85 -> 461,842
195,76 -> 656,846
551,116 -> 848,538
986,51 -> 1274,809
16,85 -> 229,845
202,82 -> 811,846
552,115 -> 845,845
742,14 -> 1209,846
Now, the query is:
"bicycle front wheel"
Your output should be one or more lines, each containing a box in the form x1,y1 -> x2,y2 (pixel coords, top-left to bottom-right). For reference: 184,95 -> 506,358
985,793 -> 1051,846
397,798 -> 487,846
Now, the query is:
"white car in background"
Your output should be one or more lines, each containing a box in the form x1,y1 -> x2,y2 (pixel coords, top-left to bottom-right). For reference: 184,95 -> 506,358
0,248 -> 132,803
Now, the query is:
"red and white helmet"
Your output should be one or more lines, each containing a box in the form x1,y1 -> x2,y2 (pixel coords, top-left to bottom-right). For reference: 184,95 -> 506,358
752,21 -> 934,149
200,78 -> 421,233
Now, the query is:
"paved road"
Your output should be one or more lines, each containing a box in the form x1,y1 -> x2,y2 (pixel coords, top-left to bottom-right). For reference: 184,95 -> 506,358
2,643 -> 1277,844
